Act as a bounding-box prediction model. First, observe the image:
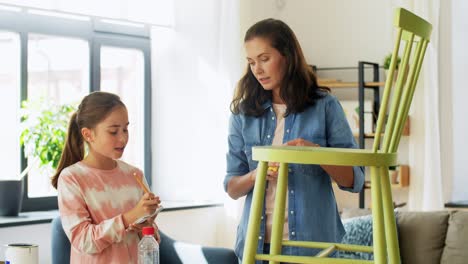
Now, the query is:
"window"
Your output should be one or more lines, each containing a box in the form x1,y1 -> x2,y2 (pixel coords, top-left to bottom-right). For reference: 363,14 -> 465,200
100,47 -> 145,170
27,34 -> 89,198
0,31 -> 20,182
0,7 -> 152,211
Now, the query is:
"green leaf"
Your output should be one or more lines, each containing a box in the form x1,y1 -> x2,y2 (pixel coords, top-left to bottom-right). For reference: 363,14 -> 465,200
19,98 -> 77,171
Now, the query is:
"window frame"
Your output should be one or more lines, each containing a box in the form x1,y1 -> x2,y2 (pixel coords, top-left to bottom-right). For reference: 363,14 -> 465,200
0,7 -> 152,212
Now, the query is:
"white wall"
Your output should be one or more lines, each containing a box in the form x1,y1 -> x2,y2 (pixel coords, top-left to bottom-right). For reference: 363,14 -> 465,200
0,207 -> 235,263
436,0 -> 468,203
439,0 -> 454,202
449,0 -> 468,201
240,0 -> 393,68
158,207 -> 236,248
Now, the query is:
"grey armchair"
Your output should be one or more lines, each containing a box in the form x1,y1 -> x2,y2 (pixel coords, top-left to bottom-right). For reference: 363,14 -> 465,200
51,216 -> 238,264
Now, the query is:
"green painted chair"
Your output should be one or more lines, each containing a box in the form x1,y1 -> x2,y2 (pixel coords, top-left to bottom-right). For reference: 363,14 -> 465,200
243,8 -> 432,264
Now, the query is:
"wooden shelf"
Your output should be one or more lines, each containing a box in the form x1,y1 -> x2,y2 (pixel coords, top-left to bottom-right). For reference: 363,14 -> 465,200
352,116 -> 411,138
363,165 -> 410,189
316,63 -> 404,209
317,80 -> 385,88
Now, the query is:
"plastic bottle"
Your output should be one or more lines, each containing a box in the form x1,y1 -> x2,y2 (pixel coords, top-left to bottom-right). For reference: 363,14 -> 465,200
138,226 -> 159,264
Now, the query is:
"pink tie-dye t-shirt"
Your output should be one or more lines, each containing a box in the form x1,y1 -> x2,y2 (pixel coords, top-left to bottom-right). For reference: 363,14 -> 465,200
58,160 -> 147,264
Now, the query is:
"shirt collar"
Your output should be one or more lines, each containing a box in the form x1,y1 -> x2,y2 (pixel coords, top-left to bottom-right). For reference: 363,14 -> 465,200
261,100 -> 272,110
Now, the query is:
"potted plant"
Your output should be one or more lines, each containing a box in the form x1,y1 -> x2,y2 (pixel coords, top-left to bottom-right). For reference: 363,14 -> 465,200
20,99 -> 75,173
0,99 -> 75,216
383,53 -> 401,81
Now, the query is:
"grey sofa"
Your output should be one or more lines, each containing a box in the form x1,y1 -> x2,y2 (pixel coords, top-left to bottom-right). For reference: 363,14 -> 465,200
340,209 -> 468,264
51,217 -> 238,264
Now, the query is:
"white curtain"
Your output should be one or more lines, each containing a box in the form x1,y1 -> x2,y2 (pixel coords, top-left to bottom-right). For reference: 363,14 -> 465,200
151,0 -> 241,202
393,0 -> 444,210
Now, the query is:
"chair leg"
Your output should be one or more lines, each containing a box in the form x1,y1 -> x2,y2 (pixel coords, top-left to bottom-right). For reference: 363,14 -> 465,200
243,161 -> 268,264
380,167 -> 401,264
370,166 -> 387,263
268,162 -> 289,264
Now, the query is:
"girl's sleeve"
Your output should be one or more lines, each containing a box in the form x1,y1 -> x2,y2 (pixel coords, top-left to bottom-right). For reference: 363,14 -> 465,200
58,171 -> 127,254
325,96 -> 365,193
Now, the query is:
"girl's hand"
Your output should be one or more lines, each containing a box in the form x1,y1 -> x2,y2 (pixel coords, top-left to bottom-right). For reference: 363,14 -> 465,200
126,222 -> 146,233
127,218 -> 161,244
135,193 -> 161,216
285,138 -> 320,147
123,193 -> 160,228
135,218 -> 161,244
153,222 -> 161,244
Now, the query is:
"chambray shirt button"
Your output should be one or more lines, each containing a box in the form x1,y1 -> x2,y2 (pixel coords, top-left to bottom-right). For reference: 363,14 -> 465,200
272,117 -> 275,120
259,236 -> 263,240
291,232 -> 295,236
261,216 -> 264,220
288,168 -> 292,173
286,129 -> 290,133
290,210 -> 294,215
270,108 -> 273,112
267,135 -> 271,138
290,190 -> 294,194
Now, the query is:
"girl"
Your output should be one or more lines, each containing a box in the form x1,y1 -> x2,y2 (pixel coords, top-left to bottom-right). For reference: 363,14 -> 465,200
224,19 -> 365,262
52,91 -> 160,263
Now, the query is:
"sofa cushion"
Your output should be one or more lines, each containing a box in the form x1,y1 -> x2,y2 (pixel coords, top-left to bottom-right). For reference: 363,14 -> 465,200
340,207 -> 372,219
336,215 -> 374,260
396,211 -> 449,264
440,211 -> 468,264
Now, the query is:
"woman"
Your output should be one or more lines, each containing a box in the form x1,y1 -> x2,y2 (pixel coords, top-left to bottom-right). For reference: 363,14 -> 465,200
224,18 -> 364,261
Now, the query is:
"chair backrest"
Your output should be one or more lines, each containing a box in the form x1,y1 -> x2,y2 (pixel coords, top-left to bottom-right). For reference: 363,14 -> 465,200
373,8 -> 432,154
51,216 -> 71,264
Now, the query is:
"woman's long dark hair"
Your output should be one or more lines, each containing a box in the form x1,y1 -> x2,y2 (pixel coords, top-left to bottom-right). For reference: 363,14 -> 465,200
231,18 -> 329,117
51,91 -> 125,189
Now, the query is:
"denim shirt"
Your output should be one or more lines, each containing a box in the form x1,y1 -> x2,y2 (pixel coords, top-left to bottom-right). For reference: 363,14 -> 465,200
224,94 -> 365,262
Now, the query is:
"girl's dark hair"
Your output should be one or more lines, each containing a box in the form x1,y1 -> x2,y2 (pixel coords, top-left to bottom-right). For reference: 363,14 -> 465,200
230,18 -> 329,117
51,91 -> 125,189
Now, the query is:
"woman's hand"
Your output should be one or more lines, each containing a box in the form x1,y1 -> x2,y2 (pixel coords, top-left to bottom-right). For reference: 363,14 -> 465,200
285,138 -> 354,187
249,162 -> 281,182
249,139 -> 320,183
285,138 -> 320,147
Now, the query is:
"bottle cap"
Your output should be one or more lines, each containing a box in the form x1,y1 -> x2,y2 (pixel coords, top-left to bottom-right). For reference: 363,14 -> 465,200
142,226 -> 155,236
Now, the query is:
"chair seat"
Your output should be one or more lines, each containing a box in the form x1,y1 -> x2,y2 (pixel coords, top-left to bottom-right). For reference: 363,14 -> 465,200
253,146 -> 397,167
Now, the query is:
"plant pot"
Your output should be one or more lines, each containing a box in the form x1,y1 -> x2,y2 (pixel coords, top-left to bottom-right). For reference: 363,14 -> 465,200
385,65 -> 410,85
385,69 -> 399,84
0,180 -> 24,216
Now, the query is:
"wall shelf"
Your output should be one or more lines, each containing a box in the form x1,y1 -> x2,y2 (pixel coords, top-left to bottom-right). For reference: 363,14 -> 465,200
364,165 -> 410,189
317,61 -> 411,209
352,117 -> 410,138
317,80 -> 385,89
